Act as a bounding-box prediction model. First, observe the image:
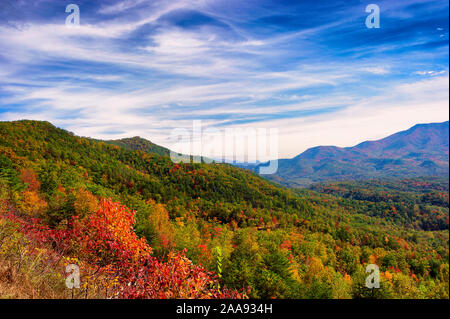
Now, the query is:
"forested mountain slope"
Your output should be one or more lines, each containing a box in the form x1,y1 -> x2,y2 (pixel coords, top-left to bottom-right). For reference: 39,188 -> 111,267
307,177 -> 449,231
104,136 -> 171,157
0,120 -> 448,299
0,120 -> 308,225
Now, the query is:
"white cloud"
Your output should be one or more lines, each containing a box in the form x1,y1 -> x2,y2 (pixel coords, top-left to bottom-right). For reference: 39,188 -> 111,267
361,66 -> 391,75
98,0 -> 148,15
414,70 -> 446,76
0,0 -> 448,160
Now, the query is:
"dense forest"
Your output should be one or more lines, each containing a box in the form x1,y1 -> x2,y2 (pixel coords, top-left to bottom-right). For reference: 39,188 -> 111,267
0,120 -> 448,299
308,178 -> 449,231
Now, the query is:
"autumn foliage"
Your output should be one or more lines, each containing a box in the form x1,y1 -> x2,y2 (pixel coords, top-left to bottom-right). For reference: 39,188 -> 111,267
73,188 -> 98,219
3,199 -> 244,299
0,121 -> 448,299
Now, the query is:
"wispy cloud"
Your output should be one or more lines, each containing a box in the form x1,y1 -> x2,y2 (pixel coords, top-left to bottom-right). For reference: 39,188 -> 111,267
0,0 -> 448,157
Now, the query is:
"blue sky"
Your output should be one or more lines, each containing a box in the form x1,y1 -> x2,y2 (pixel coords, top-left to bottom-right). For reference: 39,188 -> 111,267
0,0 -> 448,158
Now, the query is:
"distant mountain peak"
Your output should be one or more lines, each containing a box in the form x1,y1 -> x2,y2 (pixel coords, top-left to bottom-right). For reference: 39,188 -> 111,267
258,121 -> 449,187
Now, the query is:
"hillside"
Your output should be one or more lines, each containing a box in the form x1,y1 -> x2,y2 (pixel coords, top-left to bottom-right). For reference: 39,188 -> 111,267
307,177 -> 449,231
0,120 -> 308,224
256,121 -> 449,187
0,120 -> 448,299
104,137 -> 171,157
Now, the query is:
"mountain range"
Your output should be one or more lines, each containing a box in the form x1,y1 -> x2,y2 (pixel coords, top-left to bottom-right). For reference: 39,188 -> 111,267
253,121 -> 449,187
